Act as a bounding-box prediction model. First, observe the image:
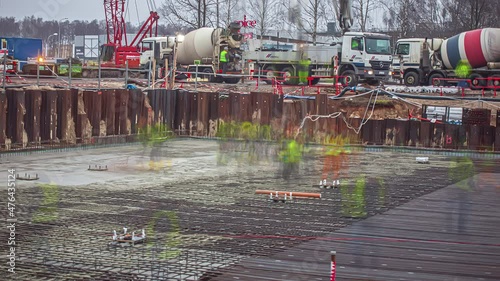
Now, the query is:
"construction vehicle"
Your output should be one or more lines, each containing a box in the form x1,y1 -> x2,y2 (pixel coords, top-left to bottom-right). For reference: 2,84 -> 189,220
100,0 -> 159,70
1,37 -> 43,73
24,57 -> 83,77
393,28 -> 500,89
20,0 -> 159,78
244,0 -> 393,86
140,22 -> 244,84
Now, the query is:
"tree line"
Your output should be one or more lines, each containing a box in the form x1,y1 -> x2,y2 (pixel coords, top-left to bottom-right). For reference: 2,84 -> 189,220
0,16 -> 180,42
1,0 -> 498,46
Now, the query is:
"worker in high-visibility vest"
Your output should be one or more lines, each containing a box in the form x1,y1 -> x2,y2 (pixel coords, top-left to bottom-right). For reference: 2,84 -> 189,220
220,46 -> 229,73
298,56 -> 311,84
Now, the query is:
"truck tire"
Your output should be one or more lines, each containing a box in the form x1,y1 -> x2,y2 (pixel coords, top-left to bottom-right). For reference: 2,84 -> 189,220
404,71 -> 420,87
340,70 -> 358,87
489,75 -> 500,88
264,66 -> 277,84
282,67 -> 298,85
224,77 -> 241,84
428,73 -> 445,86
469,73 -> 485,90
202,68 -> 215,82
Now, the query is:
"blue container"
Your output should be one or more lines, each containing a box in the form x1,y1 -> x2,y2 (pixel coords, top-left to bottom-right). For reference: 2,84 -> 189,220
0,37 -> 43,69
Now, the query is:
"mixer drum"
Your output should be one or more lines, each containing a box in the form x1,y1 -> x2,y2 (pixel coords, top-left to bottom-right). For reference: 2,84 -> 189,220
441,28 -> 500,69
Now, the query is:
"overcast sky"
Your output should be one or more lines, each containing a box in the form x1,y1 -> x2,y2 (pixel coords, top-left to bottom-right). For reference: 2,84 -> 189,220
0,0 -> 155,23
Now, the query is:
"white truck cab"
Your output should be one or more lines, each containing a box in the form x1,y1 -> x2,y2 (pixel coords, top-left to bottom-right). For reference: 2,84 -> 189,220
139,36 -> 176,68
337,32 -> 393,86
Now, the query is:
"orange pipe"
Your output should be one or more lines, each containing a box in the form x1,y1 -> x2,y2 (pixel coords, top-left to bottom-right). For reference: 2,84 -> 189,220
255,190 -> 321,199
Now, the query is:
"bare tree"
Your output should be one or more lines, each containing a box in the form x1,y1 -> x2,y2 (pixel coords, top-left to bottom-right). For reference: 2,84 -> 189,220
297,0 -> 331,44
247,0 -> 279,36
380,0 -> 420,37
352,0 -> 376,32
442,0 -> 499,33
160,0 -> 215,29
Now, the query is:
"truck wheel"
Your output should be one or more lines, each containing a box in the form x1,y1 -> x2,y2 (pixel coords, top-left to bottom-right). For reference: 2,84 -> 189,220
201,68 -> 215,82
224,77 -> 240,84
429,73 -> 445,86
340,70 -> 358,87
469,73 -> 485,90
264,66 -> 277,84
282,67 -> 298,85
404,71 -> 419,87
490,75 -> 500,88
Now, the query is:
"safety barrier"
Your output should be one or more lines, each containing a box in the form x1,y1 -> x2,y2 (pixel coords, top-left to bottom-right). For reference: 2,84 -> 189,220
1,87 -> 499,152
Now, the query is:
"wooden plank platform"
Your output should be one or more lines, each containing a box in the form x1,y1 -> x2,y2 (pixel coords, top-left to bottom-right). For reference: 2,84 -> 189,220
217,173 -> 500,280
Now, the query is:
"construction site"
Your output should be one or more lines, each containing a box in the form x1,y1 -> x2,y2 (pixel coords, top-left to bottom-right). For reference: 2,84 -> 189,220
2,0 -> 500,280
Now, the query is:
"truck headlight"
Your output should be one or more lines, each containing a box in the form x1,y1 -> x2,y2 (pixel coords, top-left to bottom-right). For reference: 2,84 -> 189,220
389,71 -> 393,76
368,70 -> 374,75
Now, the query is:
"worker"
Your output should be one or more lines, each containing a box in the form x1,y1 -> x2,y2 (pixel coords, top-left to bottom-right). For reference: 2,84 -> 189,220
298,55 -> 311,85
351,38 -> 360,50
220,46 -> 229,73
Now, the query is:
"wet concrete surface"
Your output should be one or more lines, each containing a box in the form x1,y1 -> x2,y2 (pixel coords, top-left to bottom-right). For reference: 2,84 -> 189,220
0,139 -> 498,280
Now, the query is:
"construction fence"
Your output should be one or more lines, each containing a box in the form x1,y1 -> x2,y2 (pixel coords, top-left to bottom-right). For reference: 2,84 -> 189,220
0,88 -> 499,152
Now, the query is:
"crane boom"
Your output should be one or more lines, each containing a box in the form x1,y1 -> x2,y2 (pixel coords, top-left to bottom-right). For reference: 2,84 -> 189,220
104,0 -> 128,47
102,0 -> 159,68
339,0 -> 353,34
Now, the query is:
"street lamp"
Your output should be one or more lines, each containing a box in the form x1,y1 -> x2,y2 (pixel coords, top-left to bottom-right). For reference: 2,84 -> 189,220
170,33 -> 184,89
46,33 -> 58,57
58,18 -> 68,58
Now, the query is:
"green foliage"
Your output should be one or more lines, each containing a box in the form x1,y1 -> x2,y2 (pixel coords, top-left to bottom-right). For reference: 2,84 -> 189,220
341,176 -> 367,218
216,121 -> 273,140
32,183 -> 59,223
138,123 -> 174,147
146,210 -> 181,260
449,157 -> 475,190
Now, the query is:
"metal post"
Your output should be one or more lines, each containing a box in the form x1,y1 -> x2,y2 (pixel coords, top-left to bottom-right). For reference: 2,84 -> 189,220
152,59 -> 157,89
125,60 -> 129,89
2,54 -> 6,90
68,58 -> 72,88
257,66 -> 261,90
195,64 -> 198,91
171,44 -> 178,90
98,42 -> 102,91
147,58 -> 152,88
330,251 -> 336,281
36,59 -> 40,87
164,59 -> 168,89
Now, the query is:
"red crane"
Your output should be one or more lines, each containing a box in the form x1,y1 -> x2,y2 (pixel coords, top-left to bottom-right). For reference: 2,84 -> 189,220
102,0 -> 159,68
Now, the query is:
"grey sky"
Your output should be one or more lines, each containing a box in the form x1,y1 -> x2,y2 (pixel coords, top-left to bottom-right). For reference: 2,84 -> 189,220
0,0 -> 156,23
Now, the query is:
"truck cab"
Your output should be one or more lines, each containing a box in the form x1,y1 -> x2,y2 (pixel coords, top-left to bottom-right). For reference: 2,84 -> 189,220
139,36 -> 175,69
392,38 -> 446,86
339,32 -> 393,86
392,38 -> 426,84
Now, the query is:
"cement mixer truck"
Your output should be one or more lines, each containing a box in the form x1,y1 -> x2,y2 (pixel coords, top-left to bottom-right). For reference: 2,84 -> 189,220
140,22 -> 243,84
393,28 -> 500,89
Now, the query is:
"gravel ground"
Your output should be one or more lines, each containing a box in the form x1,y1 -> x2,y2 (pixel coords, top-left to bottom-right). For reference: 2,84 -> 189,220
0,139 -> 497,280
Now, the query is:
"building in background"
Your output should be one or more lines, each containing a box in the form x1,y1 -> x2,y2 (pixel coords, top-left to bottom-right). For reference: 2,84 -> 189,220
74,34 -> 138,61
